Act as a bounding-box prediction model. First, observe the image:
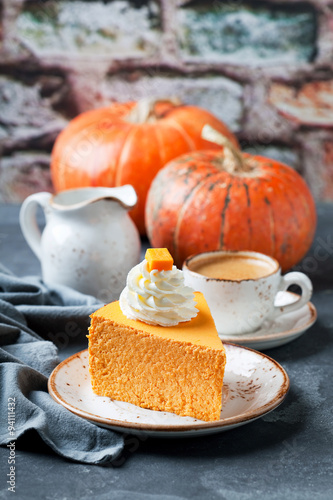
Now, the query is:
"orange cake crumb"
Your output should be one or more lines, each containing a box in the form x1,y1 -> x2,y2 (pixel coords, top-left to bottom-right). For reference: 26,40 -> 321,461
88,292 -> 226,421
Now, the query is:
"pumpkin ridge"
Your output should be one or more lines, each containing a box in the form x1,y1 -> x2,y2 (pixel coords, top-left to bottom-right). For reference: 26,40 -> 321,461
243,181 -> 253,244
147,165 -> 181,223
95,123 -> 134,187
263,189 -> 277,258
219,182 -> 232,249
173,171 -> 221,264
262,165 -> 315,219
259,163 -> 296,180
52,123 -> 112,190
165,118 -> 197,150
234,176 -> 273,255
272,170 -> 316,266
264,164 -> 316,231
274,180 -> 298,261
114,125 -> 142,186
153,123 -> 167,166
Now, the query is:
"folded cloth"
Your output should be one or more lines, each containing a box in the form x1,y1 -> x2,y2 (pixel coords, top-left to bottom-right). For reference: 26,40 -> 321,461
0,264 -> 125,464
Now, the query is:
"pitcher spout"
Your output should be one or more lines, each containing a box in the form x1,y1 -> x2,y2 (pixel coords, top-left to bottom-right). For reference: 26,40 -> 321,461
51,185 -> 138,211
104,185 -> 138,210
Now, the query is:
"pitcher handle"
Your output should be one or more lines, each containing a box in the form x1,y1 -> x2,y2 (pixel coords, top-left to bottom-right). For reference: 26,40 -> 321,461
19,192 -> 52,260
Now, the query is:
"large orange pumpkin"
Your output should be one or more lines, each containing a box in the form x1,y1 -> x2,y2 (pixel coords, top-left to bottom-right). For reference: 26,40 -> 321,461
50,99 -> 238,234
145,126 -> 316,271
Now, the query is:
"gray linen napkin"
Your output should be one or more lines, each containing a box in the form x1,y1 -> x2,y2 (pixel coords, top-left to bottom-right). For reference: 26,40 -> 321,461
0,264 -> 125,464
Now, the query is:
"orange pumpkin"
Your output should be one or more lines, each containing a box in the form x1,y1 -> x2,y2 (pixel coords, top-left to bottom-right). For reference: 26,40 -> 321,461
50,99 -> 238,234
145,125 -> 316,271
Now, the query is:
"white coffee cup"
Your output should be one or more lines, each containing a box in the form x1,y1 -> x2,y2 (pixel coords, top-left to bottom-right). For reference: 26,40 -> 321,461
183,250 -> 313,336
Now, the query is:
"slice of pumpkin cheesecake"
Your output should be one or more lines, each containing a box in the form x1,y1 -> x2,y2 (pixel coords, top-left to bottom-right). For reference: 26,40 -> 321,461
88,249 -> 226,422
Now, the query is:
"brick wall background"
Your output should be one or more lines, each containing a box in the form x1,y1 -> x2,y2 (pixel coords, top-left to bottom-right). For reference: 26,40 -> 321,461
0,0 -> 332,202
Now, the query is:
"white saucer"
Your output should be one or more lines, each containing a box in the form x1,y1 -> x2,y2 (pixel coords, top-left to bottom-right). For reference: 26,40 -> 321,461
48,344 -> 289,438
219,291 -> 317,350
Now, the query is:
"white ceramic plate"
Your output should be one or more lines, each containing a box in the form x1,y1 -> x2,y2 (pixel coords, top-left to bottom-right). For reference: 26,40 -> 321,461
219,292 -> 317,351
48,344 -> 290,438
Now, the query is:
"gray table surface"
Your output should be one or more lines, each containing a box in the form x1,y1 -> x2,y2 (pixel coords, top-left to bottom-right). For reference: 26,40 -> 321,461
0,202 -> 332,500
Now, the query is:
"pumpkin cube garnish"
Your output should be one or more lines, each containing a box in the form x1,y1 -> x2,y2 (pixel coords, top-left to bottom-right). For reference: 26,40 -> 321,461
145,248 -> 174,272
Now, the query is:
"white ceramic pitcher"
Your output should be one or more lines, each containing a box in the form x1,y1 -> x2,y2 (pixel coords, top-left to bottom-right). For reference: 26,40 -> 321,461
19,186 -> 141,301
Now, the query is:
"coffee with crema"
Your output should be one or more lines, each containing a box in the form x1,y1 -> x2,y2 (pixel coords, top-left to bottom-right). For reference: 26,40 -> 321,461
192,254 -> 277,281
183,250 -> 312,336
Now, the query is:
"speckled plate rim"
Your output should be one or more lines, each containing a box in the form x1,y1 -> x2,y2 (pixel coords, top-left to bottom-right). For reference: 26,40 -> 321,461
219,294 -> 317,348
48,343 -> 290,434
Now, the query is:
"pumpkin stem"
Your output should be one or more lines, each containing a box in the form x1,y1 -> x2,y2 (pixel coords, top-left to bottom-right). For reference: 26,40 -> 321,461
202,124 -> 249,174
125,97 -> 182,124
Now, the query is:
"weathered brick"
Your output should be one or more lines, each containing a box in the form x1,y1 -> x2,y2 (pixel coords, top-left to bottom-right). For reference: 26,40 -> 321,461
268,81 -> 333,127
0,0 -> 332,205
1,0 -> 25,55
0,3 -> 3,51
316,4 -> 333,65
242,144 -> 300,171
0,76 -> 67,153
16,0 -> 161,58
299,132 -> 333,200
178,1 -> 316,65
104,73 -> 244,131
242,79 -> 297,145
323,141 -> 333,199
0,152 -> 53,202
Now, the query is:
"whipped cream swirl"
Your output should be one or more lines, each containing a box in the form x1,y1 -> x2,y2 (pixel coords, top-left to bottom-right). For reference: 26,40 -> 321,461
119,259 -> 198,326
